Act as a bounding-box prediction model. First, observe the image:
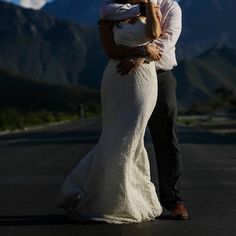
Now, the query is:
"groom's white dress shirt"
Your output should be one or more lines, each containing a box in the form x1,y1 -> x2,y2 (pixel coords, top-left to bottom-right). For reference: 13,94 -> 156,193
100,0 -> 182,71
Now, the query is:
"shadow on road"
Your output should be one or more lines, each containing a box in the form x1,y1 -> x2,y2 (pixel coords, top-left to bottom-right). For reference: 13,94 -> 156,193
0,214 -> 176,226
0,122 -> 235,147
0,215 -> 106,226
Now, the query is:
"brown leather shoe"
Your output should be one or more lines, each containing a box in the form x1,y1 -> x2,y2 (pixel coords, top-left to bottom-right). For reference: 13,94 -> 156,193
170,203 -> 189,220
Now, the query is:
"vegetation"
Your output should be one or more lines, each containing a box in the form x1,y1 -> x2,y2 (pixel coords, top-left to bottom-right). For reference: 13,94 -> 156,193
0,69 -> 101,131
177,117 -> 198,126
174,47 -> 236,109
0,109 -> 79,131
187,86 -> 236,115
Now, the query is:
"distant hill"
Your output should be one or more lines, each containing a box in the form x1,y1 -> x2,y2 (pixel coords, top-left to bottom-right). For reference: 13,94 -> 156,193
0,69 -> 100,113
42,0 -> 236,58
1,1 -> 236,111
174,46 -> 236,109
177,0 -> 236,58
42,0 -> 102,25
0,1 -> 90,86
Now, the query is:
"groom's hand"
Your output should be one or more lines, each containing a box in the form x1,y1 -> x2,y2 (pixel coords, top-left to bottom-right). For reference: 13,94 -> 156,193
144,43 -> 163,61
117,58 -> 145,75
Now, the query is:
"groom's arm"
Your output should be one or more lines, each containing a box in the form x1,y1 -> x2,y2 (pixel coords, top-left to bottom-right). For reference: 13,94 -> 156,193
152,1 -> 182,54
100,0 -> 140,21
99,0 -> 162,74
100,0 -> 159,21
99,0 -> 141,60
101,0 -> 181,56
99,20 -> 162,75
99,21 -> 161,61
99,0 -> 162,61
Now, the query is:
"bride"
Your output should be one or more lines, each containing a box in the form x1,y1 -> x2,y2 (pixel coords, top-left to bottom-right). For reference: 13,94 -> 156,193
57,0 -> 163,224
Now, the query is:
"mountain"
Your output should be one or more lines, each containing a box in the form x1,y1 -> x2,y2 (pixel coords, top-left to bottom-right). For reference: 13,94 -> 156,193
1,1 -> 236,111
0,1 -> 91,86
0,69 -> 100,113
173,46 -> 236,109
42,0 -> 236,58
0,68 -> 100,130
42,0 -> 102,25
177,0 -> 236,58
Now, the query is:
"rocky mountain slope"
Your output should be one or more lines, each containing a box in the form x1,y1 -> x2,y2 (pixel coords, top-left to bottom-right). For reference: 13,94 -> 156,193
1,1 -> 235,110
0,69 -> 100,113
0,1 -> 89,86
42,0 -> 102,25
174,46 -> 236,108
42,0 -> 236,58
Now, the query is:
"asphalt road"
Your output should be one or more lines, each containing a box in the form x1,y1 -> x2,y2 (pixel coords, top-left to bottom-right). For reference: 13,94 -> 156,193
0,118 -> 236,236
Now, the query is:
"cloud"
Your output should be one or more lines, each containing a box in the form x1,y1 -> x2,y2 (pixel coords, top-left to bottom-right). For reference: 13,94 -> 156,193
19,0 -> 50,9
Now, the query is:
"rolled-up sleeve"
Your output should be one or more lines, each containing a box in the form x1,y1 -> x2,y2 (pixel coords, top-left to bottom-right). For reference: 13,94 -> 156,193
153,2 -> 182,54
100,0 -> 140,21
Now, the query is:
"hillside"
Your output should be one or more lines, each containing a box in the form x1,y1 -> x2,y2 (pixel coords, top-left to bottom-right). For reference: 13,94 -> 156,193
0,1 -> 90,86
43,0 -> 236,58
0,69 -> 100,114
174,47 -> 236,109
42,0 -> 102,25
1,1 -> 236,111
177,0 -> 236,58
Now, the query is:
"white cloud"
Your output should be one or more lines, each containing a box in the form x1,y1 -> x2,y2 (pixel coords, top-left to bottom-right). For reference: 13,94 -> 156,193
19,0 -> 50,9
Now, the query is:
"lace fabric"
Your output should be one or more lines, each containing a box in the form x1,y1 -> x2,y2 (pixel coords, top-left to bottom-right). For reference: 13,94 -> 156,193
57,19 -> 162,224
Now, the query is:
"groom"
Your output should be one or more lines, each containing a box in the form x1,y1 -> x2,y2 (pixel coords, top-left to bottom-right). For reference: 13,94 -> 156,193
100,0 -> 188,220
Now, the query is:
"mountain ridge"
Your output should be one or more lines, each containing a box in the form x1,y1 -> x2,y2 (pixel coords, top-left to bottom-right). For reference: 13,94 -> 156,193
0,68 -> 100,113
42,0 -> 236,58
0,1 -> 90,86
174,46 -> 236,108
0,1 -> 235,110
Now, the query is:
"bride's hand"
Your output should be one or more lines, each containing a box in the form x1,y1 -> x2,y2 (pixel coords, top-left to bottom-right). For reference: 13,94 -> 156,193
154,5 -> 162,21
117,58 -> 145,75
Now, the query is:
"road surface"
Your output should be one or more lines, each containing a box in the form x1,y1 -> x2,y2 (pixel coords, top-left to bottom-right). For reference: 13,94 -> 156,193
0,118 -> 235,236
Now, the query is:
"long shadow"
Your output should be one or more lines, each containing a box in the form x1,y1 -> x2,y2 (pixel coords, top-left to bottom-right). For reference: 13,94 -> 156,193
179,127 -> 236,144
0,214 -> 174,226
1,127 -> 235,147
0,130 -> 101,141
0,215 -> 106,226
0,130 -> 102,146
146,127 -> 236,145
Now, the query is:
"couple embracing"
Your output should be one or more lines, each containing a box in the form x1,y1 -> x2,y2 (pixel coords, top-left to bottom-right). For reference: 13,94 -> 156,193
57,0 -> 188,224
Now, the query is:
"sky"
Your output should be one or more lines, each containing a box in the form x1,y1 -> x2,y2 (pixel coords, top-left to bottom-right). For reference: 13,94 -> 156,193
2,0 -> 53,9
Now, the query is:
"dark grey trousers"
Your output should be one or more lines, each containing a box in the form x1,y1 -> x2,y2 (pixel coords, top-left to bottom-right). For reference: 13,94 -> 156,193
148,70 -> 185,210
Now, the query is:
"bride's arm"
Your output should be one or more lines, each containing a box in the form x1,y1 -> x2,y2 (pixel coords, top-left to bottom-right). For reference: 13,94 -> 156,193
99,20 -> 162,61
99,20 -> 138,59
145,0 -> 162,39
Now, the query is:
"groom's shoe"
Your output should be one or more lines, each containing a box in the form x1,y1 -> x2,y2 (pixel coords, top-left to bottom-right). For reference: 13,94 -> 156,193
170,203 -> 188,220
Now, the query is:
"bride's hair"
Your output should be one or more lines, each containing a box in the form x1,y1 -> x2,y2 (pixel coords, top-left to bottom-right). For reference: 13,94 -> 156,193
116,0 -> 128,3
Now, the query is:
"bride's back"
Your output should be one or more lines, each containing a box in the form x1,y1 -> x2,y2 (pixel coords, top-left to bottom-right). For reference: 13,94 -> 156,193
113,18 -> 151,47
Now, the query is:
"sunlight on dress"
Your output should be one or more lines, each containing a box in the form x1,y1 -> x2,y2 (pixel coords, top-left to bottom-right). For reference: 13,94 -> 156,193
57,18 -> 162,224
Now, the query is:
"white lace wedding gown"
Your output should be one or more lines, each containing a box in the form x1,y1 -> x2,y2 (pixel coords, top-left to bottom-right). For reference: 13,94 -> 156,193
57,18 -> 162,224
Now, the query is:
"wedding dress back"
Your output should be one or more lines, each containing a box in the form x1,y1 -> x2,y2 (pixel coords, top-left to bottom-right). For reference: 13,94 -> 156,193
58,19 -> 162,224
114,18 -> 150,46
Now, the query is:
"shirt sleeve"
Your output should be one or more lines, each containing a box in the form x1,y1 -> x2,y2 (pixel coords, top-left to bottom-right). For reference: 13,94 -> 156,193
100,0 -> 140,21
152,2 -> 182,54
